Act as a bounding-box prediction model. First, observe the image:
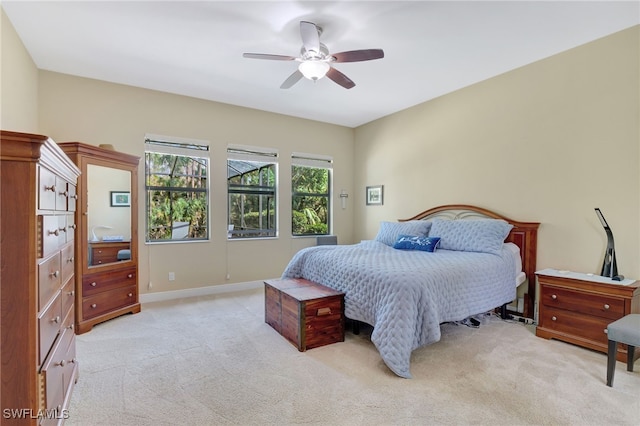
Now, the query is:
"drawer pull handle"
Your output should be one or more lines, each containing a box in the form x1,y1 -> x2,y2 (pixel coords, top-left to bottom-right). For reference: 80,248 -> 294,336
603,304 -> 610,310
56,360 -> 66,367
128,293 -> 133,297
51,316 -> 60,324
48,229 -> 60,236
72,194 -> 78,200
70,224 -> 77,229
59,227 -> 66,233
551,316 -> 557,321
71,358 -> 77,364
128,274 -> 133,279
90,303 -> 97,309
604,329 -> 608,334
59,190 -> 69,197
68,257 -> 74,263
90,282 -> 97,287
67,324 -> 74,330
50,270 -> 60,278
551,294 -> 557,300
44,184 -> 56,192
317,307 -> 332,316
68,290 -> 75,296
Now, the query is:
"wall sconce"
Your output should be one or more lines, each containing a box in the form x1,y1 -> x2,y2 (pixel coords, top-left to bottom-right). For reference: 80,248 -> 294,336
339,190 -> 349,209
91,225 -> 113,242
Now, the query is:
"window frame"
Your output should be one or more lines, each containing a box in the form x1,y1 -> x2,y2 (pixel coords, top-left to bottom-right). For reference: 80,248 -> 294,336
227,145 -> 279,240
144,135 -> 210,243
291,153 -> 333,237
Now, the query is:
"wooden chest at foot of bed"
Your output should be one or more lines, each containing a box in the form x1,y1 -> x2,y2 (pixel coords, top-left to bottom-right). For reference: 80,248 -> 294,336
264,278 -> 345,351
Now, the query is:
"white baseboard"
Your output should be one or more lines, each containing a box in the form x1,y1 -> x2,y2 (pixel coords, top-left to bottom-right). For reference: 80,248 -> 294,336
139,280 -> 269,304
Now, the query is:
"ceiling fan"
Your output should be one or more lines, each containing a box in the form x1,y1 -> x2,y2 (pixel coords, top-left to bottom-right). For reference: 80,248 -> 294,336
243,21 -> 384,89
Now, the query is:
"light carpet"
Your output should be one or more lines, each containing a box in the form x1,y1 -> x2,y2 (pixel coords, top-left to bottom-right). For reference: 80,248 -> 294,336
66,288 -> 639,425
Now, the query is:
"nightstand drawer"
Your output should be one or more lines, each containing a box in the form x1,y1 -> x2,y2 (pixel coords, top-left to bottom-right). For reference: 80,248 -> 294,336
539,306 -> 610,345
540,285 -> 624,320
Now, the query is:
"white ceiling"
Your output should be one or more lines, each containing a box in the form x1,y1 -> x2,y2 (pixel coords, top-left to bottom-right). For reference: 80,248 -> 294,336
3,1 -> 639,128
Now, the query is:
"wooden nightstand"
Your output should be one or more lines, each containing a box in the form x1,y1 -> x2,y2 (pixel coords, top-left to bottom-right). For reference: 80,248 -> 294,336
535,269 -> 640,362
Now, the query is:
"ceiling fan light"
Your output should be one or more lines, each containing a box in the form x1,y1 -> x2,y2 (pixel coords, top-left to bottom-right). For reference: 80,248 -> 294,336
298,61 -> 330,81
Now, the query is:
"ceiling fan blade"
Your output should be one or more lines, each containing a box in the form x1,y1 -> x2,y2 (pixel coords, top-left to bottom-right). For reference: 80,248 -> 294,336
280,70 -> 304,89
332,49 -> 384,63
243,53 -> 296,61
326,67 -> 355,89
300,21 -> 320,53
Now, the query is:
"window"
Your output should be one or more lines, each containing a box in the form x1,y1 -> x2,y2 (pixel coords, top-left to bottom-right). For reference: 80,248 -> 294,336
145,136 -> 209,242
227,145 -> 278,239
291,153 -> 332,236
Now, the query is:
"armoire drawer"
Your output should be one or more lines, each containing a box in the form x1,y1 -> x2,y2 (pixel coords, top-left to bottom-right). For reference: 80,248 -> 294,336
82,267 -> 136,296
38,292 -> 62,365
61,278 -> 75,320
61,243 -> 75,284
38,166 -> 57,211
40,215 -> 63,258
38,252 -> 61,311
57,214 -> 76,246
82,285 -> 137,320
39,327 -> 75,423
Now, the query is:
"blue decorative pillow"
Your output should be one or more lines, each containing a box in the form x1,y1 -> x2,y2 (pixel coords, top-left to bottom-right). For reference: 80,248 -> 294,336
429,218 -> 513,255
375,221 -> 431,247
393,235 -> 441,252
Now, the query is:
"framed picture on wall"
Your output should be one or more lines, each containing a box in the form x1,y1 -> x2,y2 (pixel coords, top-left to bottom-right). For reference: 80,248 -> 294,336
110,191 -> 130,207
366,185 -> 383,206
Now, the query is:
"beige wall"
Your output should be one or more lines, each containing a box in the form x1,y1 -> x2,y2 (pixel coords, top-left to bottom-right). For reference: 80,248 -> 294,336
1,8 -> 38,132
354,26 -> 640,279
37,71 -> 355,294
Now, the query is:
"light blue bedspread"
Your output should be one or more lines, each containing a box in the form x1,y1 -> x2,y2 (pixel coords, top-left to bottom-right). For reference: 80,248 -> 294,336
282,240 -> 518,378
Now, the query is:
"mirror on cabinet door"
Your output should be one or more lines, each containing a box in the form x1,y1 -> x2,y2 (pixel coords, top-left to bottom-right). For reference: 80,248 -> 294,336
86,164 -> 132,267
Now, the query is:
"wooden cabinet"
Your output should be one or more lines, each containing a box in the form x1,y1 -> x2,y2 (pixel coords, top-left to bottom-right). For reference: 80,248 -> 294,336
59,142 -> 140,334
536,269 -> 640,362
1,130 -> 81,425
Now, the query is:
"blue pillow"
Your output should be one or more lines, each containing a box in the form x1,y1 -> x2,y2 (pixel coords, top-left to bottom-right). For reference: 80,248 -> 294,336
393,235 -> 441,252
429,218 -> 513,255
375,221 -> 431,246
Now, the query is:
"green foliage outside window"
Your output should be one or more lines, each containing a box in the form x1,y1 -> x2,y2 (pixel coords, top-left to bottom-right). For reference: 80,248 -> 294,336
292,165 -> 330,235
228,162 -> 276,238
146,152 -> 208,241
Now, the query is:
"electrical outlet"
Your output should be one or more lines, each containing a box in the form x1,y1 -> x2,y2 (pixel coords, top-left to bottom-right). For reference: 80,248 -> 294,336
168,272 -> 175,281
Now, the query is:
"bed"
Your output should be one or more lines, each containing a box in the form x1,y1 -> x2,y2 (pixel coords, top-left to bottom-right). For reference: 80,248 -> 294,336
281,205 -> 539,378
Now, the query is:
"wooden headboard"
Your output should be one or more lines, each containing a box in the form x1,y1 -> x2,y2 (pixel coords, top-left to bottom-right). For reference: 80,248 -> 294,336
400,204 -> 540,318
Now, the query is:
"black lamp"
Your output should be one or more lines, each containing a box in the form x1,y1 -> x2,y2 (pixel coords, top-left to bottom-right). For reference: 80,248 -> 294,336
595,208 -> 622,280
